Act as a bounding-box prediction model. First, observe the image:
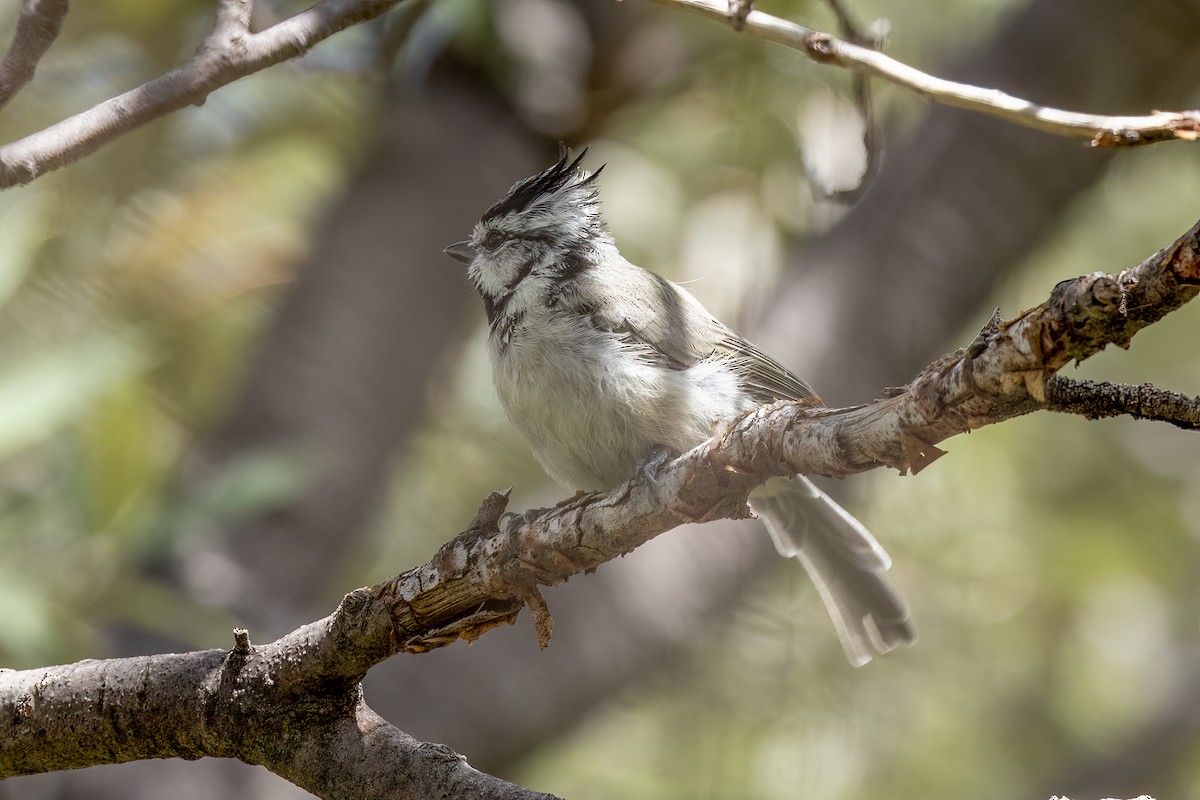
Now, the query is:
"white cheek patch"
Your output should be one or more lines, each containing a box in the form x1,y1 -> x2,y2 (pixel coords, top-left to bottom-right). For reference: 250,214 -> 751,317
504,273 -> 549,316
469,257 -> 511,298
471,241 -> 553,303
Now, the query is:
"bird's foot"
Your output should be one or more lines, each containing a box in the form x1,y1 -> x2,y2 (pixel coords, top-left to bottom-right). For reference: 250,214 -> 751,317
501,507 -> 543,531
639,446 -> 676,484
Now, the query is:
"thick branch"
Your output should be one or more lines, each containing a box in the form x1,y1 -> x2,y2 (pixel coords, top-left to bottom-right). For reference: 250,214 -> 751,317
0,0 -> 406,188
0,636 -> 558,800
0,0 -> 68,112
650,0 -> 1200,146
277,708 -> 560,800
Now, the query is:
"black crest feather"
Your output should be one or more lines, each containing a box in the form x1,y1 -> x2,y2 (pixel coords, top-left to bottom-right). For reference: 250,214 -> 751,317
480,147 -> 602,223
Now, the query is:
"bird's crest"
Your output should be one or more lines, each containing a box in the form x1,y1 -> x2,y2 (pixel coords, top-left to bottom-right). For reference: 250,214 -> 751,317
480,147 -> 605,237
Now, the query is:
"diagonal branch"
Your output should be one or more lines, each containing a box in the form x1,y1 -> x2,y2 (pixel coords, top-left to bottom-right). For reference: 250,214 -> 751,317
307,216 -> 1200,657
650,0 -> 1200,147
376,216 -> 1200,653
1,217 -> 1196,793
0,0 -> 407,189
0,0 -> 69,112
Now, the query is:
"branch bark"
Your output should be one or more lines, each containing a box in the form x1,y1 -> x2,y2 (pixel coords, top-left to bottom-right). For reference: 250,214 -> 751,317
651,0 -> 1200,146
1045,377 -> 1200,429
0,636 -> 557,800
2,219 -> 1195,797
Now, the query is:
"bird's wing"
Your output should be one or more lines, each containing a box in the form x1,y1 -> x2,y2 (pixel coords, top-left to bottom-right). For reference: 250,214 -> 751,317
587,266 -> 818,405
716,331 -> 818,404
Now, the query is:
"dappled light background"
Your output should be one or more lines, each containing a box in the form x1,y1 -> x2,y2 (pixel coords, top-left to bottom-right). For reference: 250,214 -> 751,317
2,0 -> 1200,798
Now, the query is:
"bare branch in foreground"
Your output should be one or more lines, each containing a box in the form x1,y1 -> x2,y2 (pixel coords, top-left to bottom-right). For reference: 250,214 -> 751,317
0,0 -> 407,189
0,0 -> 69,112
0,633 -> 559,799
649,0 -> 1200,147
1,219 -> 1196,793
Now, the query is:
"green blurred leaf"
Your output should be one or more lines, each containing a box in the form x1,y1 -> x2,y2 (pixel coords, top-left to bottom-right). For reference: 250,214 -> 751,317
0,332 -> 151,460
78,377 -> 174,532
0,567 -> 56,662
0,194 -> 49,311
196,443 -> 318,520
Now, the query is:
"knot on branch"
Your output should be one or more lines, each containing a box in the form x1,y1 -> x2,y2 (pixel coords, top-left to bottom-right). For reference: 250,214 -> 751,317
1090,111 -> 1200,146
1166,225 -> 1200,284
468,489 -> 511,533
804,32 -> 837,62
416,741 -> 469,765
1044,272 -> 1130,361
231,628 -> 252,656
727,0 -> 753,31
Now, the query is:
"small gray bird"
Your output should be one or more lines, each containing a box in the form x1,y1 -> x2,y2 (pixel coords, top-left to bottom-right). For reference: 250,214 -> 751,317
444,150 -> 914,665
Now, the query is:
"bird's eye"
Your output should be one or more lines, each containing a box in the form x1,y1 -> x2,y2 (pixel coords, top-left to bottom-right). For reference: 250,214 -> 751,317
482,231 -> 506,251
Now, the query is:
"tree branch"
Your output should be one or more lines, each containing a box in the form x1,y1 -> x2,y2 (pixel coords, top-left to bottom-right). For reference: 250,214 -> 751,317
2,201 -> 1195,798
368,216 -> 1200,655
0,0 -> 407,189
0,630 -> 559,799
1,0 -> 1194,193
0,0 -> 69,112
650,0 -> 1200,147
811,0 -> 883,202
1045,377 -> 1200,429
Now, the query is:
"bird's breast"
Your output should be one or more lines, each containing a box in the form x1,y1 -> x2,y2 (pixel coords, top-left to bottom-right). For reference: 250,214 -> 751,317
491,313 -> 748,490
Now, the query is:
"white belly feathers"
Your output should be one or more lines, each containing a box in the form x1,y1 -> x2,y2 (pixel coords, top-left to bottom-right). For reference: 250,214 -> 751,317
491,311 -> 746,490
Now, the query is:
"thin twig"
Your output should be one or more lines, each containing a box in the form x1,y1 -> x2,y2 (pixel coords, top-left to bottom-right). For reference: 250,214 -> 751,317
374,0 -> 434,73
651,0 -> 1200,147
819,0 -> 881,202
0,0 -> 70,112
823,0 -> 865,45
0,0 -> 407,189
1045,378 -> 1200,430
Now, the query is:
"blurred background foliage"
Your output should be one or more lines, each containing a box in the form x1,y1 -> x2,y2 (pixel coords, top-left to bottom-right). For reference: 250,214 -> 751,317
1,0 -> 1199,798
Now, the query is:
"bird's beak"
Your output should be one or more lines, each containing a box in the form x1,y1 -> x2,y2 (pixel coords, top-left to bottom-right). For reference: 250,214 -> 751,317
443,240 -> 476,265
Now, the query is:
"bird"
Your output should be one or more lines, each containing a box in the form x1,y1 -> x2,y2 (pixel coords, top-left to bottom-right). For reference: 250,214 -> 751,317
443,149 -> 914,665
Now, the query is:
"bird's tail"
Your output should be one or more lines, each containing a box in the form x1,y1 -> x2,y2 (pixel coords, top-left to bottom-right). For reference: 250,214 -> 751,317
749,476 -> 915,666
